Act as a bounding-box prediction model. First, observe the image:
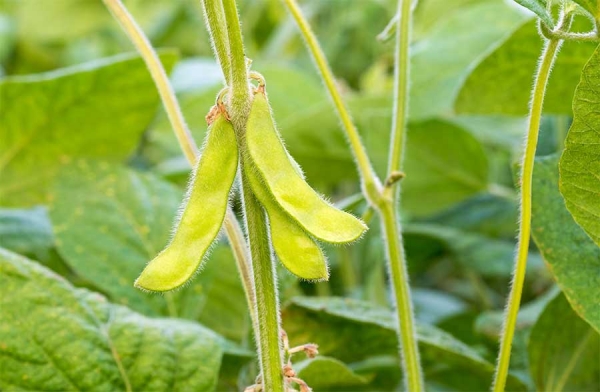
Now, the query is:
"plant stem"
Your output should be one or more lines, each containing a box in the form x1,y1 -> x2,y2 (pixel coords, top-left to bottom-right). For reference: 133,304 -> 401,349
282,0 -> 382,204
379,201 -> 422,391
101,0 -> 255,322
492,35 -> 563,392
220,1 -> 285,389
283,0 -> 423,389
200,0 -> 232,85
241,173 -> 285,392
380,3 -> 424,388
221,0 -> 251,129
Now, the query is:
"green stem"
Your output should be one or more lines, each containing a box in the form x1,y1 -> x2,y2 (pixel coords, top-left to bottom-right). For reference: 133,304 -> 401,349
241,173 -> 285,392
492,35 -> 562,392
283,0 -> 423,389
282,0 -> 382,204
101,0 -> 255,324
200,0 -> 232,84
220,1 -> 285,389
379,201 -> 423,391
222,0 -> 251,128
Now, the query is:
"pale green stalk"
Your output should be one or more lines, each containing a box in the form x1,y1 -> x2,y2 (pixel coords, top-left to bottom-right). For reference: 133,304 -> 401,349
282,0 -> 423,390
492,28 -> 564,392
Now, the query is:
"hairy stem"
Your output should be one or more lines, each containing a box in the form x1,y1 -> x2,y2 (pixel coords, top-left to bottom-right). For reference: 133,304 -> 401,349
283,0 -> 422,388
492,34 -> 563,392
101,0 -> 255,322
220,1 -> 285,389
382,2 -> 424,389
241,173 -> 285,392
200,0 -> 232,84
282,0 -> 381,204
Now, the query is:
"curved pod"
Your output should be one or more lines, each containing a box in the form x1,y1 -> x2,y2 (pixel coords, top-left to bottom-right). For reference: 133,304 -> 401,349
246,92 -> 367,244
246,162 -> 328,280
135,114 -> 238,291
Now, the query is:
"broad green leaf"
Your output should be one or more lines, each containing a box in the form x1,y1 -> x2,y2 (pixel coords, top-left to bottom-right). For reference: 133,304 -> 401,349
282,297 -> 527,391
0,247 -> 223,391
512,0 -> 554,27
49,160 -> 190,315
456,19 -> 597,115
528,292 -> 600,391
402,120 -> 489,217
409,0 -> 529,119
559,43 -> 600,247
0,206 -> 53,261
0,51 -> 177,206
294,356 -> 371,391
404,223 -> 543,277
531,155 -> 600,332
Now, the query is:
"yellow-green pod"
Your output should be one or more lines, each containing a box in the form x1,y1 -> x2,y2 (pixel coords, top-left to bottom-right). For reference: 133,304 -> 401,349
135,114 -> 238,292
246,92 -> 367,244
246,163 -> 328,280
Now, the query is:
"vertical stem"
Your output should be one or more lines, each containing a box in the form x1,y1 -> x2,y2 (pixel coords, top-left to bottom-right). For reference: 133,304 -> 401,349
241,174 -> 285,392
383,3 -> 423,389
379,201 -> 423,391
220,1 -> 284,389
101,0 -> 256,326
282,0 -> 422,388
200,0 -> 231,85
493,37 -> 562,392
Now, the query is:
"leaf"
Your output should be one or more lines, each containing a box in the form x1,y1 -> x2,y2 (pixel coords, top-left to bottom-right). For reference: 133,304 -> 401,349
404,223 -> 543,277
528,292 -> 600,391
456,19 -> 597,115
409,0 -> 529,119
0,206 -> 53,261
402,120 -> 489,217
294,356 -> 371,391
572,0 -> 600,22
0,51 -> 178,206
0,247 -> 223,392
282,296 -> 527,391
531,155 -> 600,332
559,43 -> 600,247
512,0 -> 554,27
49,159 -> 190,316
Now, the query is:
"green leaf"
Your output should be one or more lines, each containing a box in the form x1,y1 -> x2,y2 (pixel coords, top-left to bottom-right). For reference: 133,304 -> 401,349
402,120 -> 489,217
282,297 -> 527,391
404,223 -> 543,277
528,292 -> 600,391
294,356 -> 371,391
512,0 -> 554,27
0,247 -> 223,391
572,0 -> 600,22
559,43 -> 600,247
0,206 -> 53,261
49,160 -> 189,315
0,51 -> 177,206
409,0 -> 529,119
456,19 -> 597,115
531,155 -> 600,332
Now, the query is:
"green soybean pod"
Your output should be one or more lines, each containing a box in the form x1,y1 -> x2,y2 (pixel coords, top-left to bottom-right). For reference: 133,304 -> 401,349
135,114 -> 238,292
246,163 -> 328,280
246,92 -> 367,244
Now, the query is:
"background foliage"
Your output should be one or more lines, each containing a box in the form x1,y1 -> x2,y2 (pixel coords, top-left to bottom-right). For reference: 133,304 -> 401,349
0,0 -> 598,391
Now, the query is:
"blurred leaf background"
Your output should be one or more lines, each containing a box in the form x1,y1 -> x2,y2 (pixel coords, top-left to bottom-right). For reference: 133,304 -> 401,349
0,0 -> 598,391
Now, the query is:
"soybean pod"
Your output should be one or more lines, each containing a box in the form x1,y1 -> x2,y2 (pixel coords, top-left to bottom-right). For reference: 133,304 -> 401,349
135,113 -> 238,292
245,161 -> 328,281
246,91 -> 367,244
